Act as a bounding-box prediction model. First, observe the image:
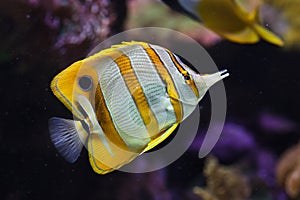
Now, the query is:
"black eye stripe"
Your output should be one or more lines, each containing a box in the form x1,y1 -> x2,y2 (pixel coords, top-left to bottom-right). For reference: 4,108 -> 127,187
172,53 -> 194,79
78,76 -> 93,91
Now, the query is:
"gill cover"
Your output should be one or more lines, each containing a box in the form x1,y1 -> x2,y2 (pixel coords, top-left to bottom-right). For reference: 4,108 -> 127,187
51,59 -> 99,119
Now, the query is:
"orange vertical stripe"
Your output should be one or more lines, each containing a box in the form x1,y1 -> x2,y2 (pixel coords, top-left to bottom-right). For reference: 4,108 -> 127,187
140,43 -> 183,123
90,83 -> 140,174
113,51 -> 159,138
94,83 -> 129,151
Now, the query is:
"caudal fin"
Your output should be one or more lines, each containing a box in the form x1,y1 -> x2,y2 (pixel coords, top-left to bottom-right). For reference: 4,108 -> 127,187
48,117 -> 85,163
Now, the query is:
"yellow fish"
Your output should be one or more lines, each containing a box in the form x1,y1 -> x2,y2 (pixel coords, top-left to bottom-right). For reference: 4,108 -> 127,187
49,41 -> 229,174
161,0 -> 284,46
262,0 -> 300,49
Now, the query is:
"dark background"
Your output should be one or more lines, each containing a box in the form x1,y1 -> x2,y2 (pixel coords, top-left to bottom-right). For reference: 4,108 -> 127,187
1,1 -> 300,199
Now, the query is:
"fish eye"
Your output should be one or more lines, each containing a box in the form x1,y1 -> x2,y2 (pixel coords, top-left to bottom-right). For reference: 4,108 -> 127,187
78,75 -> 93,91
184,75 -> 191,81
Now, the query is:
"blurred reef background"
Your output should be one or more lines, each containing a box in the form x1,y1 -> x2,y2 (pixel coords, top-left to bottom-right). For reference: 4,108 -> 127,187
1,0 -> 300,199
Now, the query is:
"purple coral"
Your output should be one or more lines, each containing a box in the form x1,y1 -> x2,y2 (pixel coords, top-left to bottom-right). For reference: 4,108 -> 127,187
259,111 -> 297,133
191,123 -> 256,162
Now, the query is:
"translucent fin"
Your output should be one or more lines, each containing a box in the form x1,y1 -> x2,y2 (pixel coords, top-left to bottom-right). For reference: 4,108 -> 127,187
142,123 -> 179,153
202,69 -> 229,89
88,134 -> 140,174
48,117 -> 85,163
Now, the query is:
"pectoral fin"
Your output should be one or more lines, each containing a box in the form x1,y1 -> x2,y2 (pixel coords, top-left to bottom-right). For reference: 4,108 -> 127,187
48,117 -> 88,163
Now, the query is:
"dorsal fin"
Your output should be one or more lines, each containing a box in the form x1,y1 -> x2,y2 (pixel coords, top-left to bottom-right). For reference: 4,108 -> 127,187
87,41 -> 148,60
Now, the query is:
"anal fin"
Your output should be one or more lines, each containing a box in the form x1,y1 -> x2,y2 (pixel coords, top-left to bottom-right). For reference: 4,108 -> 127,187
143,123 -> 179,153
88,134 -> 140,174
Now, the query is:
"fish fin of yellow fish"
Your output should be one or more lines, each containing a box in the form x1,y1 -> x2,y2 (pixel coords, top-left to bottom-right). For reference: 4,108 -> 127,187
234,0 -> 262,15
218,27 -> 260,44
242,4 -> 284,46
236,3 -> 284,46
197,0 -> 258,43
113,41 -> 146,47
252,23 -> 284,46
89,41 -> 148,59
50,60 -> 84,119
197,0 -> 283,45
88,133 -> 140,174
48,117 -> 88,163
142,123 -> 179,153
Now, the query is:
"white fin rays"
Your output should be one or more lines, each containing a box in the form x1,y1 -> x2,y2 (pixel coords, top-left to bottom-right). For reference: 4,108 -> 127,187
48,117 -> 84,163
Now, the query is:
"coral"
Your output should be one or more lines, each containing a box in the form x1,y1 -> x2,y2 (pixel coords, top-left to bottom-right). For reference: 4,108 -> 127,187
191,118 -> 295,200
191,123 -> 256,163
193,157 -> 250,200
0,0 -> 127,67
276,142 -> 300,198
26,0 -> 125,48
259,112 -> 298,133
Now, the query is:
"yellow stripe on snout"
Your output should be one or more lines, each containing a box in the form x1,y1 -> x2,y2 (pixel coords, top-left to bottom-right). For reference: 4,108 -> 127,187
114,52 -> 159,138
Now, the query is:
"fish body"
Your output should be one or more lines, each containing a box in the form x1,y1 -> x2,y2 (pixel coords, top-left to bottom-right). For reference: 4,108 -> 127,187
162,0 -> 283,46
49,41 -> 229,174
